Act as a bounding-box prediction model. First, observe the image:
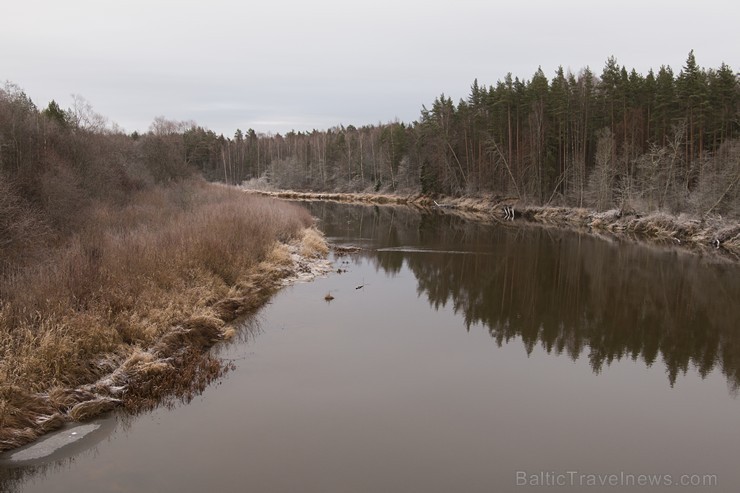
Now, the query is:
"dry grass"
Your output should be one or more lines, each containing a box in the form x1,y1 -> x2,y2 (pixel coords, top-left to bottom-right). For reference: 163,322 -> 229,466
0,178 -> 53,272
0,180 -> 326,451
248,189 -> 740,260
245,189 -> 426,208
523,205 -> 740,258
300,227 -> 330,258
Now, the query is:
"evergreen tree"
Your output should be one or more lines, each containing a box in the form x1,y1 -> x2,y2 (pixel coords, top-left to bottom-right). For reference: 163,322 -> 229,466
677,50 -> 707,162
42,100 -> 69,128
652,65 -> 676,145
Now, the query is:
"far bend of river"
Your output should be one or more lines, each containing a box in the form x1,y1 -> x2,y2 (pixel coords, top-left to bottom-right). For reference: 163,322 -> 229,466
2,202 -> 740,492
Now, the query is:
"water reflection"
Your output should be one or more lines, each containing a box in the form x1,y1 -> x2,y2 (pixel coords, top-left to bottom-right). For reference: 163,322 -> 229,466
4,201 -> 739,492
307,202 -> 740,391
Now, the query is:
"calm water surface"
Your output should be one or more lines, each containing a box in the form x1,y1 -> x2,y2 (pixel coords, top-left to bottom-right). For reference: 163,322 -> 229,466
2,202 -> 739,492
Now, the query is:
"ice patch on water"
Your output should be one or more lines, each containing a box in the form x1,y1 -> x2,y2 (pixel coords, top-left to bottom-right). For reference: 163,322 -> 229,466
6,423 -> 101,462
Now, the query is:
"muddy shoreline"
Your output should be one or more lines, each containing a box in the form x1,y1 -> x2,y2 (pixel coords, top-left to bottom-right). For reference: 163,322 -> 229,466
247,189 -> 740,261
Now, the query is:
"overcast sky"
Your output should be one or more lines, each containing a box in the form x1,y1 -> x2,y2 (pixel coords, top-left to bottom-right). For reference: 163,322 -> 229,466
2,0 -> 738,136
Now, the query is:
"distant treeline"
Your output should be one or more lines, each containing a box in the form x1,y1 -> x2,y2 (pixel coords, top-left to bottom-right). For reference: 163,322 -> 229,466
190,51 -> 738,216
2,50 -> 738,225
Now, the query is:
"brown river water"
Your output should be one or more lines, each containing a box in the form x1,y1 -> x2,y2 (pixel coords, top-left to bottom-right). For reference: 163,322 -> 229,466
1,202 -> 739,492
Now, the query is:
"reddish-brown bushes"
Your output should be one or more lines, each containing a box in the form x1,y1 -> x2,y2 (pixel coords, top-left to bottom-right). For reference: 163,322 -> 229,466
0,84 -> 327,451
0,180 -> 319,451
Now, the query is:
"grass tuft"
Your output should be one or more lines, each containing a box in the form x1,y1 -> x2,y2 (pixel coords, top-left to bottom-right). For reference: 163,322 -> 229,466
0,180 -> 326,451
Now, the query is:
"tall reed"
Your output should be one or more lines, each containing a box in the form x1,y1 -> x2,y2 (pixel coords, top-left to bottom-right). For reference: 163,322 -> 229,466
0,180 -> 318,450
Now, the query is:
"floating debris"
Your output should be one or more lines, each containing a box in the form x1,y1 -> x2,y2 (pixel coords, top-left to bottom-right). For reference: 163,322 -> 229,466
502,204 -> 515,220
433,200 -> 455,209
332,245 -> 363,256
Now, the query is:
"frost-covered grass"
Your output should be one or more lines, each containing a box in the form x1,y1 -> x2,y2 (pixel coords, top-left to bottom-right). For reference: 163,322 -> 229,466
523,206 -> 740,257
248,189 -> 740,259
0,180 -> 326,451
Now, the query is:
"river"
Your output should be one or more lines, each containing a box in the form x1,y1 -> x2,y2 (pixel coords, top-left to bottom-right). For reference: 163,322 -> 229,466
1,202 -> 739,492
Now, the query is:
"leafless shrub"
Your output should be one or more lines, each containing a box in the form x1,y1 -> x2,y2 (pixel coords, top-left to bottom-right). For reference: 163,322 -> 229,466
0,176 -> 51,275
585,128 -> 618,211
0,180 -> 322,451
630,122 -> 688,214
690,139 -> 740,219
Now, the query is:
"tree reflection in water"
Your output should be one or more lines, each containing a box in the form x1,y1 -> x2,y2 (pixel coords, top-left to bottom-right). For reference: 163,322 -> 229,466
308,201 -> 740,392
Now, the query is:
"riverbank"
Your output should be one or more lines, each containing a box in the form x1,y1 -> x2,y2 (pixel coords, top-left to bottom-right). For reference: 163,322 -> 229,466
246,189 -> 740,260
0,182 -> 330,452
